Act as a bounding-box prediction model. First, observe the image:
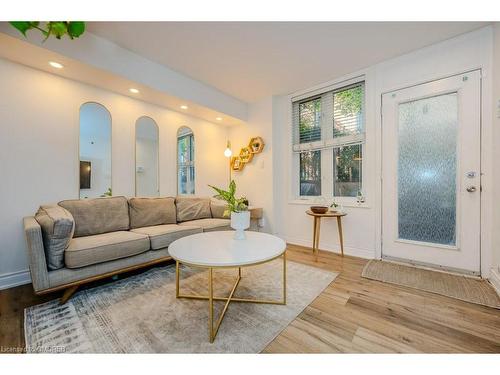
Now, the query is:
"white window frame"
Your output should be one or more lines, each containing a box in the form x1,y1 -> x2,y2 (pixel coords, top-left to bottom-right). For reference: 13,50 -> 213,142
291,76 -> 366,205
177,129 -> 195,195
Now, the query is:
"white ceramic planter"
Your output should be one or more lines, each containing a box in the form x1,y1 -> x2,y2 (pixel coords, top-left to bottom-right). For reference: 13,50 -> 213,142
230,211 -> 251,240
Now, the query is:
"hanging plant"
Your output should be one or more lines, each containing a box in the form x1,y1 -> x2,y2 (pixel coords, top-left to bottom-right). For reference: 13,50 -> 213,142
9,21 -> 86,41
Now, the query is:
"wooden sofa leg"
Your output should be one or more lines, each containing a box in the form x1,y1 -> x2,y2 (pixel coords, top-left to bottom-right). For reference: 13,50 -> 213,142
60,285 -> 79,305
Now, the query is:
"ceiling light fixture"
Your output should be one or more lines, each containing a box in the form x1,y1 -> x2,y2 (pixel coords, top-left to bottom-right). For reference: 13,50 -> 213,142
216,117 -> 223,121
129,88 -> 139,94
49,61 -> 63,69
180,105 -> 188,110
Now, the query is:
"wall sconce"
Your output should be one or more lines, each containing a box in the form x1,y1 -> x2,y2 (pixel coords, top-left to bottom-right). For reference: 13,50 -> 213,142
224,141 -> 232,158
224,141 -> 232,184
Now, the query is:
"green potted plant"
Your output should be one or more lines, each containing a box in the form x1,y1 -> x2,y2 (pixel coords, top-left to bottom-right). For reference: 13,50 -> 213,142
9,21 -> 86,41
330,201 -> 339,212
209,180 -> 249,240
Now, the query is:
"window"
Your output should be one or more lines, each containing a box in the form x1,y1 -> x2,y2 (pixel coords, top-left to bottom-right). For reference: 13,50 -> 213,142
300,151 -> 321,196
334,144 -> 362,197
299,97 -> 321,143
292,80 -> 365,199
177,126 -> 195,195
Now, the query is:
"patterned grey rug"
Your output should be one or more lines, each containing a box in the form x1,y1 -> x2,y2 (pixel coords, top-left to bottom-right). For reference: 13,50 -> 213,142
25,259 -> 337,353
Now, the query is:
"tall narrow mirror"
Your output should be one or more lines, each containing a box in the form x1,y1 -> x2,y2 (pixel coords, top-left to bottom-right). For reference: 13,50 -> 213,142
79,102 -> 112,199
135,116 -> 159,197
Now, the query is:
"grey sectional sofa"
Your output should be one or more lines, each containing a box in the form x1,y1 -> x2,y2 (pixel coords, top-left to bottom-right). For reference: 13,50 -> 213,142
23,196 -> 230,303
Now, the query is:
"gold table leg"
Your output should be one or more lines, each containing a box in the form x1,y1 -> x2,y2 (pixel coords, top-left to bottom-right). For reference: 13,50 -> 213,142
208,268 -> 214,342
175,261 -> 180,297
175,253 -> 287,343
283,251 -> 287,304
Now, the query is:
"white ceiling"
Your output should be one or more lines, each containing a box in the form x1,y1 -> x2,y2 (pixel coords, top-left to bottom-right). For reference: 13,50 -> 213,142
88,22 -> 488,103
0,31 -> 245,126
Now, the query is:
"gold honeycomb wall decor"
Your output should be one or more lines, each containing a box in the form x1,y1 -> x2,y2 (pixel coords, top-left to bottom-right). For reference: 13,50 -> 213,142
239,146 -> 254,163
231,137 -> 265,171
249,137 -> 265,154
231,156 -> 245,171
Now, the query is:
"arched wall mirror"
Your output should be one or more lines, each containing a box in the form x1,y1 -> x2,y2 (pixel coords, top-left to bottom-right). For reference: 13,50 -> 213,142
135,116 -> 159,197
79,102 -> 112,199
177,126 -> 195,195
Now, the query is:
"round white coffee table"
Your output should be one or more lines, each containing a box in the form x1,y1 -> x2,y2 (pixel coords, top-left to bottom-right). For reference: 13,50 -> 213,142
169,231 -> 287,343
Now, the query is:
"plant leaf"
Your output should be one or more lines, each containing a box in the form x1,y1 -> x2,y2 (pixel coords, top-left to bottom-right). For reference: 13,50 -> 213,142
68,21 -> 85,38
229,180 -> 236,196
208,181 -> 245,214
9,21 -> 33,36
48,22 -> 67,39
208,185 -> 227,199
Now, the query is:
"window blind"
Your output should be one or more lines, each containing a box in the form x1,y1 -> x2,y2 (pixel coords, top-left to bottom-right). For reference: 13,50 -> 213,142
292,82 -> 365,153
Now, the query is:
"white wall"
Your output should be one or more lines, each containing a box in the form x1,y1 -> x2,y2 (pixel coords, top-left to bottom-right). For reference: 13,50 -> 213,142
0,58 -> 229,288
235,27 -> 495,274
228,97 -> 274,232
491,23 -> 500,285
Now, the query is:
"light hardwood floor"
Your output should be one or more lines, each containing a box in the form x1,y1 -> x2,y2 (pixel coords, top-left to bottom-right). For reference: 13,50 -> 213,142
1,244 -> 499,353
264,245 -> 500,353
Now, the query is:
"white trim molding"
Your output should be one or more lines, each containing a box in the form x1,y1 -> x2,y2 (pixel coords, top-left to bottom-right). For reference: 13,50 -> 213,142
0,269 -> 31,290
488,267 -> 500,298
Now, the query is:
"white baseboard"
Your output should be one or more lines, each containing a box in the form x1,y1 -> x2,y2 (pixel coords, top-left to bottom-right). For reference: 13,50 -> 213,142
0,269 -> 31,290
488,267 -> 500,298
283,235 -> 375,259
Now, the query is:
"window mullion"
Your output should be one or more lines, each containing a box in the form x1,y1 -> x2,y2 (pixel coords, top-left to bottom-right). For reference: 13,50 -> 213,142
321,148 -> 334,198
321,93 -> 334,197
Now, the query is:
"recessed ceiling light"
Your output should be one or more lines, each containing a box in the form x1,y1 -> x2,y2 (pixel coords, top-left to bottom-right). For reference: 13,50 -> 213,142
180,105 -> 188,110
216,117 -> 223,121
49,61 -> 63,69
129,88 -> 139,94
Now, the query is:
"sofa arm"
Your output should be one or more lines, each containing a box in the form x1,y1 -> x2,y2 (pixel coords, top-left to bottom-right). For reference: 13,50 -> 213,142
23,216 -> 50,292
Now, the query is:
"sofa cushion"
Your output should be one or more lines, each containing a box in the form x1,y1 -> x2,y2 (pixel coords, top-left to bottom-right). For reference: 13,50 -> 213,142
49,248 -> 171,288
35,205 -> 75,270
210,200 -> 229,219
178,218 -> 231,232
65,231 -> 150,268
175,196 -> 212,222
59,196 -> 129,237
128,197 -> 176,229
131,224 -> 202,250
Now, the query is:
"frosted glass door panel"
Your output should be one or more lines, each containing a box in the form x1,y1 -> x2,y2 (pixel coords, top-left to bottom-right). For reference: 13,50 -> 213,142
398,93 -> 458,246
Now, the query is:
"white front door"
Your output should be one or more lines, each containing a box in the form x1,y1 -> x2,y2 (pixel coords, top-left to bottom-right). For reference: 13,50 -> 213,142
381,71 -> 481,274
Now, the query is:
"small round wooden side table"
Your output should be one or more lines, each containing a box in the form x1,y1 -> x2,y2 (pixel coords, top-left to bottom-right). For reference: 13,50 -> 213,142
306,210 -> 347,260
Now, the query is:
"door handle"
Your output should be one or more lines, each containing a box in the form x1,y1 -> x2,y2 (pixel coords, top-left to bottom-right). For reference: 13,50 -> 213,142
466,186 -> 476,193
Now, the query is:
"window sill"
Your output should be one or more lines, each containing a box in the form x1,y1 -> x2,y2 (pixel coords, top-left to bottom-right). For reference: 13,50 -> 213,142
288,198 -> 371,209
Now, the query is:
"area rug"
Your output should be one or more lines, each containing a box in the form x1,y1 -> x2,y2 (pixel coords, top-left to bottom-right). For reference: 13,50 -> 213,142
25,259 -> 337,353
362,260 -> 500,309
